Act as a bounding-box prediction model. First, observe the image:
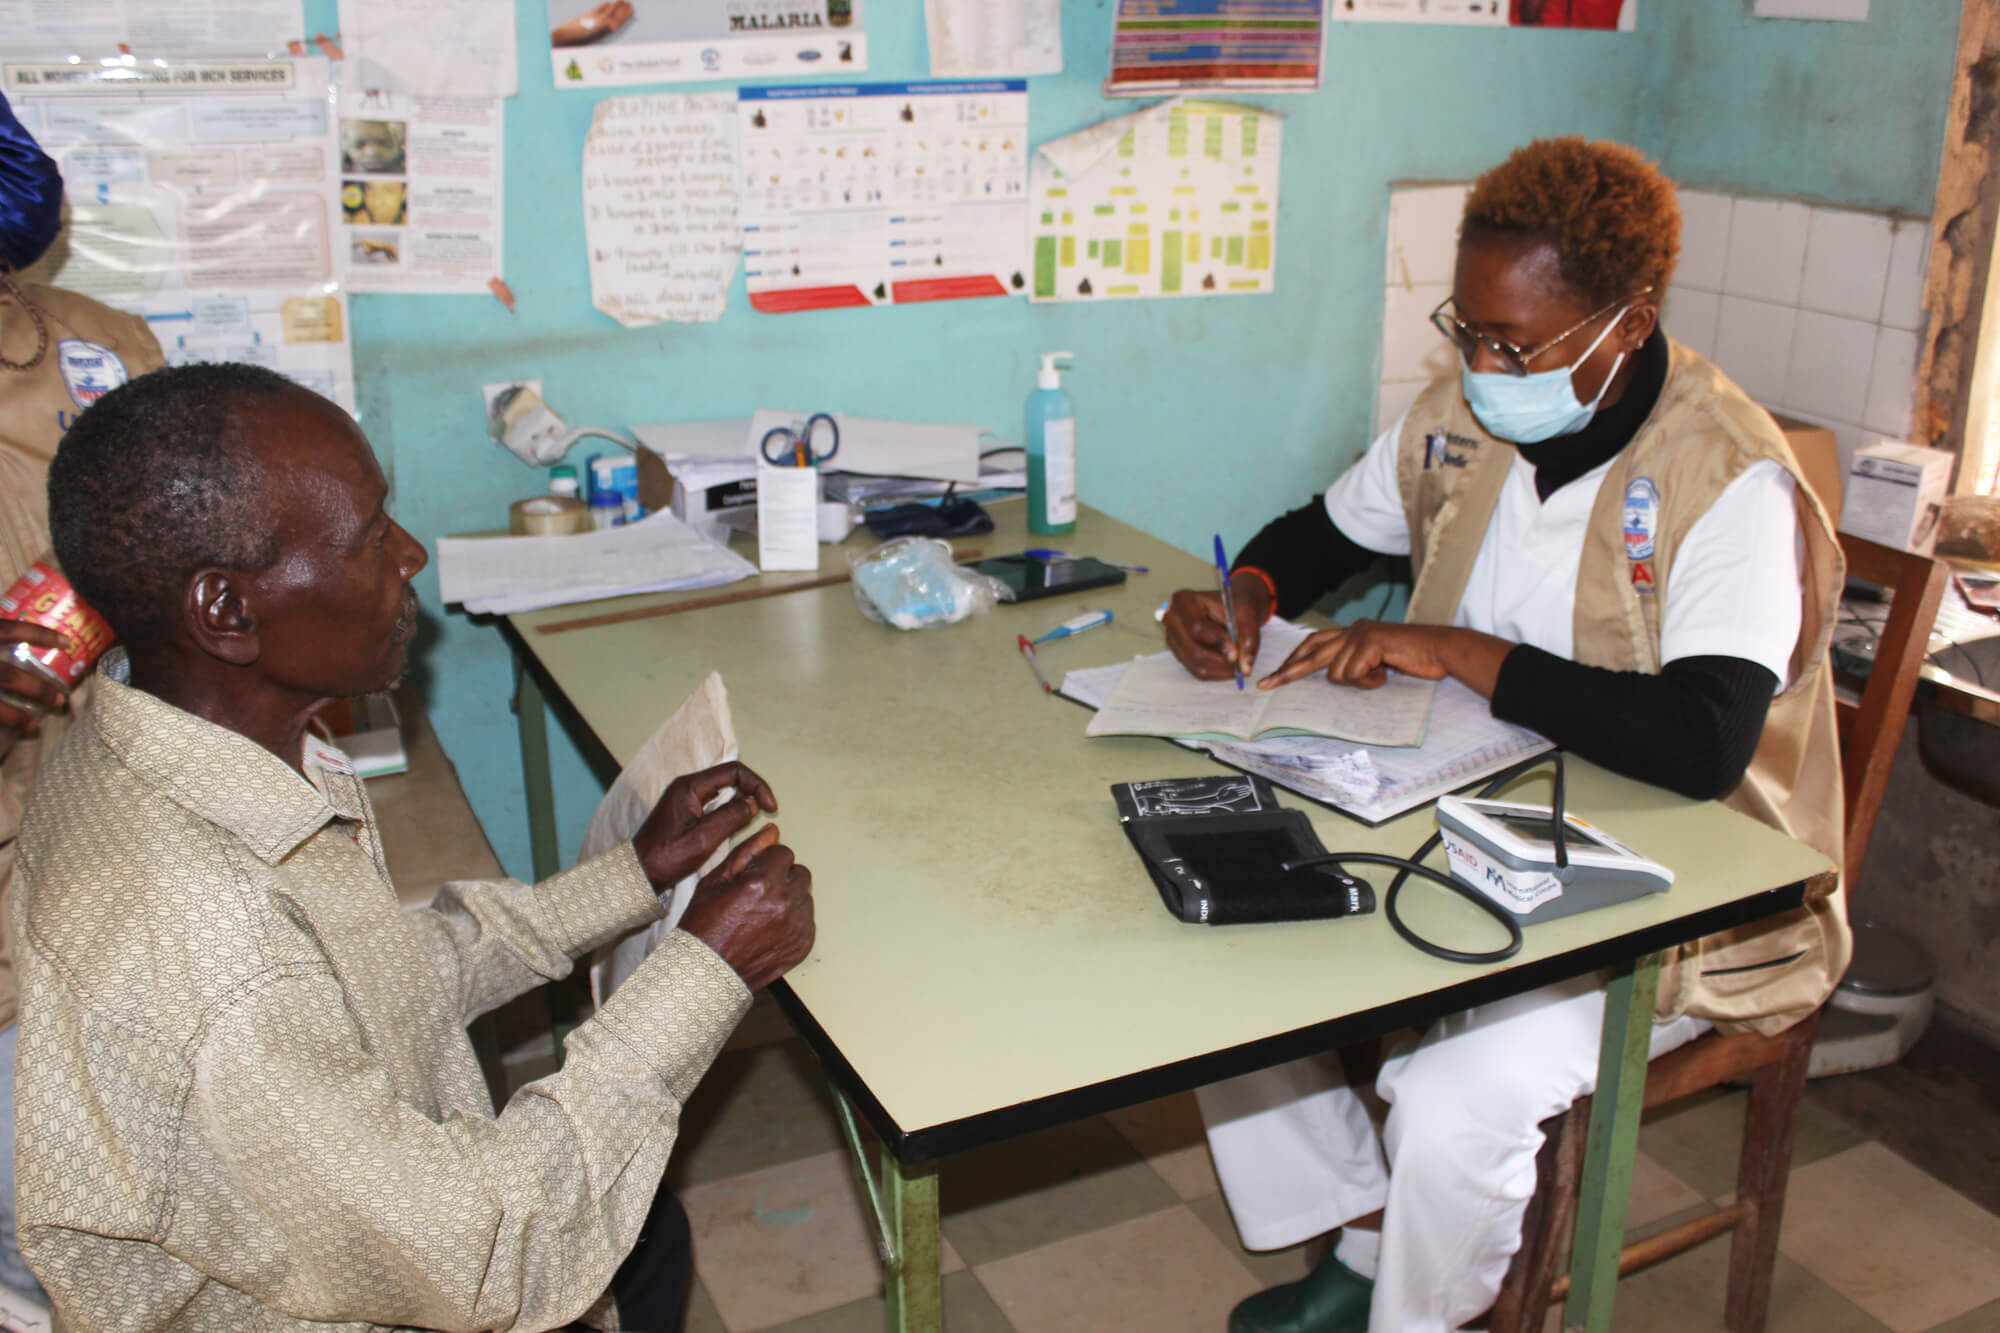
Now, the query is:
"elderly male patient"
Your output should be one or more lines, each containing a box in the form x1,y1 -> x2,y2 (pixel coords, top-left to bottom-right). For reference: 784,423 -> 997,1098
12,361 -> 815,1332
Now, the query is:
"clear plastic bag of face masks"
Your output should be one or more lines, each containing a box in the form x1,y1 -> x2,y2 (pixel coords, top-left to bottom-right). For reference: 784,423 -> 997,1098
848,536 -> 1012,630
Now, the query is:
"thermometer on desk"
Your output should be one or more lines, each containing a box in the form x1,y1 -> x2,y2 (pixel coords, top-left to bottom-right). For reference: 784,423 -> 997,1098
1033,609 -> 1113,644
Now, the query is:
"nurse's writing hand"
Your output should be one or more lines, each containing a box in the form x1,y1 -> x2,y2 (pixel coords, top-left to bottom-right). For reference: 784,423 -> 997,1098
1258,621 -> 1512,699
1163,572 -> 1271,681
632,760 -> 778,890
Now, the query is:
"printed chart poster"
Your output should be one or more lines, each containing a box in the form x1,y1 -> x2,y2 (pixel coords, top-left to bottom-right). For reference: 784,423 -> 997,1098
6,58 -> 356,413
1106,0 -> 1326,96
548,0 -> 867,90
338,86 -> 505,294
0,0 -> 299,57
737,80 -> 1028,314
1337,0 -> 1634,26
1030,98 -> 1280,303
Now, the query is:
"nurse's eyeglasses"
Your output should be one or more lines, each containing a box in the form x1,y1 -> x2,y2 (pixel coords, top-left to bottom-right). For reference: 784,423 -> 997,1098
1429,288 -> 1652,377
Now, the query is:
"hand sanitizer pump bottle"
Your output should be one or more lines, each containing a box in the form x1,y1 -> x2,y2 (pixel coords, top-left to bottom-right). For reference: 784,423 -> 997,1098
1026,350 -> 1076,536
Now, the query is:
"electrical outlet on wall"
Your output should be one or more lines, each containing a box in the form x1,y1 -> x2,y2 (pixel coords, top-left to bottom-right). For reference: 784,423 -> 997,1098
482,378 -> 571,465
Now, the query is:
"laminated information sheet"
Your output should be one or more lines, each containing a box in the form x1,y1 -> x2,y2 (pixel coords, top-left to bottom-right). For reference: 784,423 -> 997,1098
737,79 -> 1029,314
1105,0 -> 1325,95
339,0 -> 520,99
1029,97 -> 1280,303
337,84 -> 506,294
0,0 -> 299,57
546,0 -> 867,90
6,57 -> 357,413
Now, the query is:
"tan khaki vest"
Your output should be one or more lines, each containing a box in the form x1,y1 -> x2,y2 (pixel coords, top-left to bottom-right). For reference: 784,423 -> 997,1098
1391,341 -> 1849,1036
0,281 -> 164,1029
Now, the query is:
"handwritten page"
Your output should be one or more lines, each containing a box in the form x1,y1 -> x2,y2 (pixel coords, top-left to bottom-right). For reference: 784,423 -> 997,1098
582,93 -> 741,327
1084,623 -> 1434,747
924,0 -> 1063,77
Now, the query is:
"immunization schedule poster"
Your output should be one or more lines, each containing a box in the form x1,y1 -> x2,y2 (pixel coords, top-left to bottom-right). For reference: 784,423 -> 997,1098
547,0 -> 868,89
736,79 -> 1028,314
5,57 -> 357,413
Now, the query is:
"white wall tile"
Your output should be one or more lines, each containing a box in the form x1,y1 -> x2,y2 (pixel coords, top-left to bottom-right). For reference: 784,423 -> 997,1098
1799,207 -> 1894,321
1375,378 -> 1428,436
1723,198 -> 1813,306
1380,281 -> 1455,383
1714,295 -> 1798,405
1880,219 -> 1931,331
1386,184 -> 1468,288
1659,286 -> 1721,361
1862,325 -> 1921,438
1675,190 -> 1733,292
1784,310 -> 1877,424
1781,408 -> 1867,484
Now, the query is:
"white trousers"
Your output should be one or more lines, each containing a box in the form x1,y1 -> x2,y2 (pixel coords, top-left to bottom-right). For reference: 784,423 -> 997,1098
1197,977 -> 1710,1333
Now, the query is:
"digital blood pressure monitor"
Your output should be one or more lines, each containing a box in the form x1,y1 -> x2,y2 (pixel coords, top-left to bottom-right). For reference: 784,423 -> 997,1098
1434,795 -> 1674,926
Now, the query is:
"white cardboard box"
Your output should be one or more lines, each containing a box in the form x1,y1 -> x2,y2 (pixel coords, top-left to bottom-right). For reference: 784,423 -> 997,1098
1839,440 -> 1954,554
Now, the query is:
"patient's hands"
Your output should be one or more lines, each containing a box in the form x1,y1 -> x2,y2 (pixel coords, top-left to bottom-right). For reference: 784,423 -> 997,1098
632,760 -> 814,990
632,761 -> 776,889
680,825 -> 815,992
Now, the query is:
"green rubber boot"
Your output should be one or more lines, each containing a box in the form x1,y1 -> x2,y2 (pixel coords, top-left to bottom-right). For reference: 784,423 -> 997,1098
1227,1252 -> 1374,1333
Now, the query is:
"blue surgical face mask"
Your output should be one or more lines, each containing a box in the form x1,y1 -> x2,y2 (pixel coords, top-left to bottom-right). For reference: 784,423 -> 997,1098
1459,304 -> 1631,444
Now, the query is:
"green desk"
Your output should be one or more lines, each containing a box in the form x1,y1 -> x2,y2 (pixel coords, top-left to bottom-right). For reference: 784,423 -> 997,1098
500,505 -> 1830,1333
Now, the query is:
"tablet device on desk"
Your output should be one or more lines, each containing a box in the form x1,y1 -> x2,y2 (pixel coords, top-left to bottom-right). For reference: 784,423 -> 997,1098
975,553 -> 1126,602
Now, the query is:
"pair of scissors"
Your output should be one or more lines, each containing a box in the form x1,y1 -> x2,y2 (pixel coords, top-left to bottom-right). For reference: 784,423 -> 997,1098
760,412 -> 840,468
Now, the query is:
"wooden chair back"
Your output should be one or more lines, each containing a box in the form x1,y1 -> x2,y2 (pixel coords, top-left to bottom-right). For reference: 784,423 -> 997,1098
1833,533 -> 1948,885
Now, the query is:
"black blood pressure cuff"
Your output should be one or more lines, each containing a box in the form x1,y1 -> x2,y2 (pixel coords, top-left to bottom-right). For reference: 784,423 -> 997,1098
863,497 -> 995,540
1112,775 -> 1375,925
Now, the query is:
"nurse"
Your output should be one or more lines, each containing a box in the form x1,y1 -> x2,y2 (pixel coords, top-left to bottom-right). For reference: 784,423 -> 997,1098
1161,138 -> 1849,1333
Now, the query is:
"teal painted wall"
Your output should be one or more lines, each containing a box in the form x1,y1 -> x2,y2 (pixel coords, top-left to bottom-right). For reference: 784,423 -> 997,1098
294,2 -> 1958,879
1637,0 -> 1959,217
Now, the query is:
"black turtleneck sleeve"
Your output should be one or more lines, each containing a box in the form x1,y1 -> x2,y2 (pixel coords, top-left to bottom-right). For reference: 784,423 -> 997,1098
1233,500 -> 1384,619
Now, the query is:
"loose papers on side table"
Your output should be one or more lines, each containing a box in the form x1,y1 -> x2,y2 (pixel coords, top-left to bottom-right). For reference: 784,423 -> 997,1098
1085,622 -> 1436,747
582,93 -> 741,326
737,79 -> 1029,313
1062,630 -> 1551,825
1029,98 -> 1280,302
436,507 -> 756,614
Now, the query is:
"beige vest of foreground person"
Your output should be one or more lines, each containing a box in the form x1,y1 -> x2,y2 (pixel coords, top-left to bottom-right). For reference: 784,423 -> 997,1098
1392,340 -> 1847,1036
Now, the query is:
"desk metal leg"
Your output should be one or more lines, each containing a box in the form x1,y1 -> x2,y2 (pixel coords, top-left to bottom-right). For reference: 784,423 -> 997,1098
832,1089 -> 942,1332
514,654 -> 582,1060
513,653 -> 561,883
1564,950 -> 1664,1333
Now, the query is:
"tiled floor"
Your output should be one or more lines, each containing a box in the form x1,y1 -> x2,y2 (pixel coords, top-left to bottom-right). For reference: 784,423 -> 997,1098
384,709 -> 2000,1333
493,996 -> 2000,1333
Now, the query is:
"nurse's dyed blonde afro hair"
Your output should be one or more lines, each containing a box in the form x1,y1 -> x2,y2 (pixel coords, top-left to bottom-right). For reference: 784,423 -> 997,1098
1461,137 -> 1679,309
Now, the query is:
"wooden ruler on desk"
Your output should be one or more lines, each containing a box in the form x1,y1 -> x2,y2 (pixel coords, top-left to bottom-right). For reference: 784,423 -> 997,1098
537,546 -> 985,634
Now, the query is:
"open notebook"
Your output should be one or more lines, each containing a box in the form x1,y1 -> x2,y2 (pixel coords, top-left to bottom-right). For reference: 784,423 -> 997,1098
1083,622 -> 1436,747
1062,641 -> 1551,825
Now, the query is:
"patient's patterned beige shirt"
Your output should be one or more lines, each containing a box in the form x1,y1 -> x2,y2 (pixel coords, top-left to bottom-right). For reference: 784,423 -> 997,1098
12,678 -> 747,1331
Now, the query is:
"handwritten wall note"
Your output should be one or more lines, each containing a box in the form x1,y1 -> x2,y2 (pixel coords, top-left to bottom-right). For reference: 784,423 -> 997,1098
581,94 -> 741,327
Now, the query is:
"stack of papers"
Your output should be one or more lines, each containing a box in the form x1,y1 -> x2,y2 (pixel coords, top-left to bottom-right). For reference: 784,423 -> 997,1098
437,508 -> 757,615
1061,624 -> 1550,824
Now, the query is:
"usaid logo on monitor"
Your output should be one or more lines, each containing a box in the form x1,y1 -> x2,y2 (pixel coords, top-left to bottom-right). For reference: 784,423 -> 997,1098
57,339 -> 130,410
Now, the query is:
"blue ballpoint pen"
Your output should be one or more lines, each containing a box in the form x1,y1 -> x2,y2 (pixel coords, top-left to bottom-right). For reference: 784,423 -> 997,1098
1213,534 -> 1245,691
